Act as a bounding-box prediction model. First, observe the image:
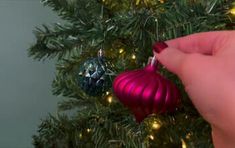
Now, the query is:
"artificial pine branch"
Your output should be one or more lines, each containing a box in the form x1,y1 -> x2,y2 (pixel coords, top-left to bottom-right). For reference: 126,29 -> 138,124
29,0 -> 234,147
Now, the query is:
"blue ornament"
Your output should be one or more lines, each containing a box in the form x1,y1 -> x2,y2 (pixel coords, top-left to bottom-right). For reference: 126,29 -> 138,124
78,49 -> 114,96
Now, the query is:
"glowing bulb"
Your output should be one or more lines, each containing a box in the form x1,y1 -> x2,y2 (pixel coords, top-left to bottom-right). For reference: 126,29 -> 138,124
106,91 -> 110,95
136,0 -> 140,5
87,128 -> 91,133
152,121 -> 161,130
107,95 -> 113,104
149,135 -> 154,140
131,54 -> 136,60
79,133 -> 83,139
230,7 -> 235,15
181,139 -> 187,148
119,48 -> 124,54
186,133 -> 191,139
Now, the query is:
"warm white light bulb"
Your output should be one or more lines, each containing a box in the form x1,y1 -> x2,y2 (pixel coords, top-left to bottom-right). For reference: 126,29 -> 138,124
131,54 -> 136,60
119,48 -> 124,54
181,139 -> 187,148
149,135 -> 154,140
79,133 -> 82,138
107,96 -> 113,103
106,91 -> 110,95
152,121 -> 161,130
230,7 -> 235,15
87,128 -> 91,133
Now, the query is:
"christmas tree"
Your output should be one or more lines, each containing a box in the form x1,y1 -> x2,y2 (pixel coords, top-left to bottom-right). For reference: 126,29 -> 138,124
29,0 -> 235,147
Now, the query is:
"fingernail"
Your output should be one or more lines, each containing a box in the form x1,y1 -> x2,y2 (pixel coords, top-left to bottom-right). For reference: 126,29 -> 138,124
152,42 -> 168,53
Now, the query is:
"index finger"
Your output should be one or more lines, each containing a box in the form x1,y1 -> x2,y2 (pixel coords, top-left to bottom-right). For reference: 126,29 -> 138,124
165,31 -> 233,55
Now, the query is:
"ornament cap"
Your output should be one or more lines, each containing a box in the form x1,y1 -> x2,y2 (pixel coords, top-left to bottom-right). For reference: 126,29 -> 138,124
146,56 -> 159,71
97,49 -> 105,57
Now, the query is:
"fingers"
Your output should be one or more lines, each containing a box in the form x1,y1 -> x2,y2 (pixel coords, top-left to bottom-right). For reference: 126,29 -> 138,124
155,48 -> 185,75
155,47 -> 213,84
165,31 -> 233,55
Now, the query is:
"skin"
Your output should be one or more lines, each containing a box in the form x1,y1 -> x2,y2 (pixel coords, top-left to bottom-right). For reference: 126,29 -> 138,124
154,31 -> 235,148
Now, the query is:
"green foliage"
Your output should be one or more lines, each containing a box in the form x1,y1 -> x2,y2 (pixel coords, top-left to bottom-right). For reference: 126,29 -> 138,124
29,0 -> 234,147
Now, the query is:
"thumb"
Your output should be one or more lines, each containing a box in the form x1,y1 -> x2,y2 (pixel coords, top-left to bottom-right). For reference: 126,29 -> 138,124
154,47 -> 213,85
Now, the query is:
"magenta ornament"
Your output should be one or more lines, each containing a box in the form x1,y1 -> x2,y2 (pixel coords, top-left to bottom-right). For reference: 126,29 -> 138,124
113,43 -> 180,122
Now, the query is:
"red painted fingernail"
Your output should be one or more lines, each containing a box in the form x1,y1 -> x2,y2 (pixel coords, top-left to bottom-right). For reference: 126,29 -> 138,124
152,42 -> 168,53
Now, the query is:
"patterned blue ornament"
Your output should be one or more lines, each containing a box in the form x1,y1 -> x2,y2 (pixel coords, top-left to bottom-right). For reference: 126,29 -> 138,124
78,50 -> 113,96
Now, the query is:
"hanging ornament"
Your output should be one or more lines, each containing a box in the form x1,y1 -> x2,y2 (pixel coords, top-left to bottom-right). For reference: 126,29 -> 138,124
113,42 -> 180,122
78,49 -> 113,96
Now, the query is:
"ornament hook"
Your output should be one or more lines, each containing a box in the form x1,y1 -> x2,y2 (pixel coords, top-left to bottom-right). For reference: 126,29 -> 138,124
148,56 -> 159,68
97,49 -> 105,58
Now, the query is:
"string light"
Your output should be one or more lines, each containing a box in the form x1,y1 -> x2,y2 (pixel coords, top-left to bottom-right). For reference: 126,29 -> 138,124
119,48 -> 124,54
107,95 -> 113,104
79,133 -> 83,139
230,7 -> 235,15
149,135 -> 154,140
87,128 -> 91,133
152,121 -> 161,130
136,0 -> 141,5
131,54 -> 136,60
105,91 -> 113,104
186,133 -> 191,139
228,6 -> 235,22
106,91 -> 110,95
181,139 -> 187,148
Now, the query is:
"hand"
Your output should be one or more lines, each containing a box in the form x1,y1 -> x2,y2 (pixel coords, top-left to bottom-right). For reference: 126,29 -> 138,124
154,31 -> 235,148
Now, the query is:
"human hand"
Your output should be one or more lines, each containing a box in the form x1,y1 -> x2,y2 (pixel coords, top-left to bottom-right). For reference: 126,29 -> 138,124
153,31 -> 235,148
